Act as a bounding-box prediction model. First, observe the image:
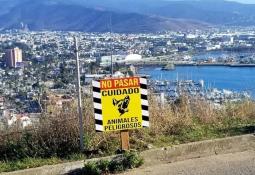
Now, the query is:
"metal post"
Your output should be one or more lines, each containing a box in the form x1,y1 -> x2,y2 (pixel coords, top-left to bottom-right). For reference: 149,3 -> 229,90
74,36 -> 84,151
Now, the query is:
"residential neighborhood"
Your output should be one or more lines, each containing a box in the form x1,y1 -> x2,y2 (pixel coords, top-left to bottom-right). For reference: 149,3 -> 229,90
1,27 -> 255,130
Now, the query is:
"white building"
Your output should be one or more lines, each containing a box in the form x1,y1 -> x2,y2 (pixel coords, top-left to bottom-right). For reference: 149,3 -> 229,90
125,54 -> 142,62
100,54 -> 142,66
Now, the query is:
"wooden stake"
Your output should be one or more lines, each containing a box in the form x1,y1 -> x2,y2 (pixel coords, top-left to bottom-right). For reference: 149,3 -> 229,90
121,130 -> 130,151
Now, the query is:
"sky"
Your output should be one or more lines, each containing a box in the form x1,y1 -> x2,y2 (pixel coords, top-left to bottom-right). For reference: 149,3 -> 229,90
2,0 -> 255,5
230,0 -> 255,3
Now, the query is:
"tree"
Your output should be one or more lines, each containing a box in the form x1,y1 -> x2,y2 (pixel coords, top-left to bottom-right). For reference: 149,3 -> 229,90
59,61 -> 70,84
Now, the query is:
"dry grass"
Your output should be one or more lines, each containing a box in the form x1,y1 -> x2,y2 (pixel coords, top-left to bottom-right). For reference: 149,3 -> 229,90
132,95 -> 255,147
146,96 -> 193,136
223,100 -> 255,120
0,94 -> 254,163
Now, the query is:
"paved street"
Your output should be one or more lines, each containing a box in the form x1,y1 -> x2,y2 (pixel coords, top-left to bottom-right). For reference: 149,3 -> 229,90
121,151 -> 255,175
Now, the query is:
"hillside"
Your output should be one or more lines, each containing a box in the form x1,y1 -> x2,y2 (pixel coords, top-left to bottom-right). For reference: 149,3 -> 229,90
1,0 -> 255,32
77,0 -> 255,26
0,1 -> 208,33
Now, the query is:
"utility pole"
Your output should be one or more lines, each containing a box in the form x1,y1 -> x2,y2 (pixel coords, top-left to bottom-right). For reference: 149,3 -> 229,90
74,36 -> 84,151
110,37 -> 114,76
110,13 -> 114,76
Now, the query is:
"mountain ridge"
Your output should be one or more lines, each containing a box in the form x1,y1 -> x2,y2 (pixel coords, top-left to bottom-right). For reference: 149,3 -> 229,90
3,0 -> 255,32
70,0 -> 255,26
0,1 -> 208,33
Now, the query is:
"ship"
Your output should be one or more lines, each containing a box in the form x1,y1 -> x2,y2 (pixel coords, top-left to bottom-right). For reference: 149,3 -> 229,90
161,63 -> 175,71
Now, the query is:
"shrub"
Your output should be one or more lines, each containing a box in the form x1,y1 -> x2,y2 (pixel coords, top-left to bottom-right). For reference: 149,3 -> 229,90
83,161 -> 101,175
83,151 -> 144,174
122,151 -> 144,169
0,114 -> 81,160
97,160 -> 110,173
108,159 -> 125,173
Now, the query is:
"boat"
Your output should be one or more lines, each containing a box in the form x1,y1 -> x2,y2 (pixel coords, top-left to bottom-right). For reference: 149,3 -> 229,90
161,63 -> 175,71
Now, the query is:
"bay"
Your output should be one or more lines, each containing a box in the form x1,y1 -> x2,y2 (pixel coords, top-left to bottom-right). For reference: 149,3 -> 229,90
138,66 -> 255,98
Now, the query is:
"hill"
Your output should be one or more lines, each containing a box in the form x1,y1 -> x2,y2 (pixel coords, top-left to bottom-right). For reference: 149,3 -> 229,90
1,0 -> 255,32
75,0 -> 255,26
0,1 -> 208,33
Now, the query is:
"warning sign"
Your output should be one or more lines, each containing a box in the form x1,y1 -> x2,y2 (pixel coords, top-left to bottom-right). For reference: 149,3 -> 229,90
92,77 -> 149,132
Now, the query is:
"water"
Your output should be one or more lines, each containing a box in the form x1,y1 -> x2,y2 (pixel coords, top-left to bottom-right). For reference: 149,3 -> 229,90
139,66 -> 255,98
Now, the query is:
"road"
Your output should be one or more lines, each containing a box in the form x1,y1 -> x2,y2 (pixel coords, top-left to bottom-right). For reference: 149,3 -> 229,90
121,151 -> 255,175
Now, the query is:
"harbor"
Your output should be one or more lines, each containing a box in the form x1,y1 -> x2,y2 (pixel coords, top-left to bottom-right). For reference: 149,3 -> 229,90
150,79 -> 250,105
139,65 -> 255,104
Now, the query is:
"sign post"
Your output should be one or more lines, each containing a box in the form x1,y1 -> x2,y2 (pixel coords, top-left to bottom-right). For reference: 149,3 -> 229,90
92,77 -> 149,150
121,130 -> 130,150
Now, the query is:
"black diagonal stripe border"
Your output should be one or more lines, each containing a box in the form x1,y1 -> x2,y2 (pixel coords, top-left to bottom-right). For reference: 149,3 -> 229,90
142,115 -> 149,121
93,87 -> 100,93
95,119 -> 103,125
93,98 -> 101,103
142,105 -> 149,111
140,83 -> 147,89
140,76 -> 148,79
141,94 -> 148,100
96,130 -> 103,132
94,108 -> 102,114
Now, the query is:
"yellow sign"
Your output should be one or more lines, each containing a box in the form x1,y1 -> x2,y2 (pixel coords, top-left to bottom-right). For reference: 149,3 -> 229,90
93,77 -> 149,132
